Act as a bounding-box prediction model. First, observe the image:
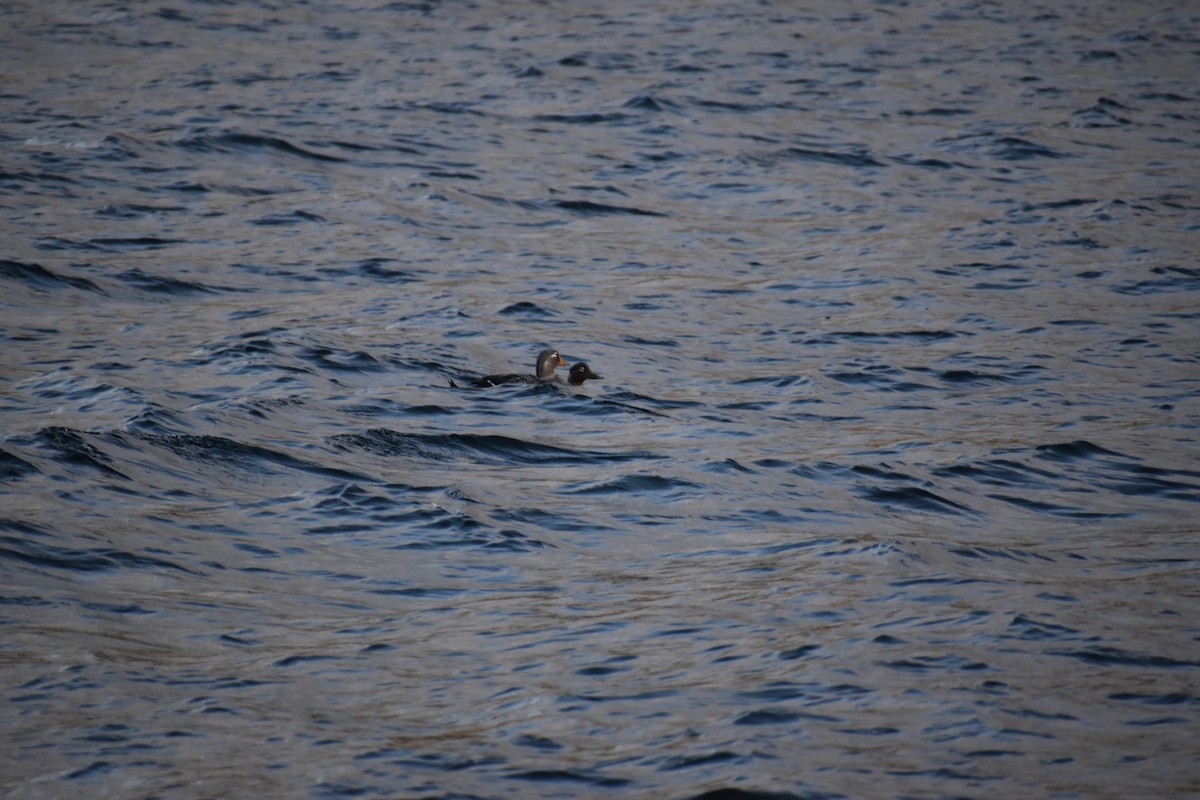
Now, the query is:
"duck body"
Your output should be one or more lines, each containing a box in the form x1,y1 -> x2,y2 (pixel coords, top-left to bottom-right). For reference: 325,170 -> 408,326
462,348 -> 567,388
467,372 -> 536,388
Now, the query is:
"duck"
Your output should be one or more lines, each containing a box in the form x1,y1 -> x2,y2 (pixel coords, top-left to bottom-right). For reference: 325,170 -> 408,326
458,347 -> 567,388
567,363 -> 602,385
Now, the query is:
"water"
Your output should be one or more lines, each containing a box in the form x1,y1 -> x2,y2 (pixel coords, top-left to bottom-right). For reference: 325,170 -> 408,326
2,0 -> 1199,797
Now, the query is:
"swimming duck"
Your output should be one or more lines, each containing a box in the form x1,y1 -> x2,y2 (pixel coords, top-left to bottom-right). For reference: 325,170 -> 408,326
462,347 -> 567,388
567,363 -> 602,385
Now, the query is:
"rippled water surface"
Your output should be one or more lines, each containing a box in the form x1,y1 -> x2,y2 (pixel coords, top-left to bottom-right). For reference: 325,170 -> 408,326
3,1 -> 1199,797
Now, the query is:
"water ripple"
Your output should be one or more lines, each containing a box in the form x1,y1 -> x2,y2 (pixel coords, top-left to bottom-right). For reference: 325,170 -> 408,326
2,1 -> 1197,798
331,429 -> 654,465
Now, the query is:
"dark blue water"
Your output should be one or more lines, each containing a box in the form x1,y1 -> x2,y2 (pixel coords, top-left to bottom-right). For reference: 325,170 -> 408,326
3,1 -> 1199,798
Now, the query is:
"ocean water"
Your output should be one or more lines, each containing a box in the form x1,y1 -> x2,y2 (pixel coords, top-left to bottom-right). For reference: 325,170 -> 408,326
2,1 -> 1199,798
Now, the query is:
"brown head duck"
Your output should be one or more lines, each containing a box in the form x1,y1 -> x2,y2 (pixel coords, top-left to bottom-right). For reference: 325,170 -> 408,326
567,363 -> 602,386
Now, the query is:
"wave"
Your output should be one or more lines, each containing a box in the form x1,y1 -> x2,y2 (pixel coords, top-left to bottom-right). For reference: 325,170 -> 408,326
330,429 -> 653,466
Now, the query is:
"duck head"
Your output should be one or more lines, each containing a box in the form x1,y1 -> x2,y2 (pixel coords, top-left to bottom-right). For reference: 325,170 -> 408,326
567,362 -> 602,385
535,348 -> 568,380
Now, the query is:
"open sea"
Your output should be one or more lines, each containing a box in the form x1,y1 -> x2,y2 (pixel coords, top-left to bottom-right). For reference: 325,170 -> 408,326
2,1 -> 1199,798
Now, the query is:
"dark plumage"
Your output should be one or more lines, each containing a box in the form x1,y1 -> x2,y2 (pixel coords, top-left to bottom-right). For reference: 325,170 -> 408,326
460,348 -> 567,388
567,363 -> 602,385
